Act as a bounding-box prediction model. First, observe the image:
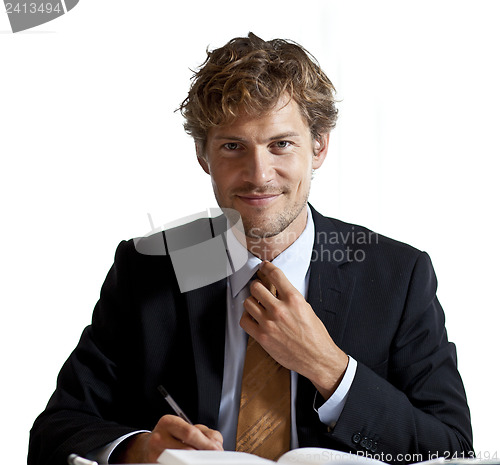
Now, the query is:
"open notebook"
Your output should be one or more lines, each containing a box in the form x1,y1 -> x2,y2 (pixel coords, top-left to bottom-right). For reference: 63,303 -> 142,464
158,448 -> 387,465
158,448 -> 499,465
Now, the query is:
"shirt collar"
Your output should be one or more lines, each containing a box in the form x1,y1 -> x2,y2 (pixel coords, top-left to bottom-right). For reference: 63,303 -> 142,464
227,205 -> 315,298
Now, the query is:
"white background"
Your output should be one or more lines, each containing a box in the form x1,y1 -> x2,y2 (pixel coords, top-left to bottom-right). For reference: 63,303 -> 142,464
1,0 -> 499,462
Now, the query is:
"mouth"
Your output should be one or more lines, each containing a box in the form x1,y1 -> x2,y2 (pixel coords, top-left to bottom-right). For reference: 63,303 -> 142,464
236,193 -> 281,206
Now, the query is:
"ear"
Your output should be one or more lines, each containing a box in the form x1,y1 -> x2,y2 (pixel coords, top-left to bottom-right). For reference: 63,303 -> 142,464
196,143 -> 210,174
312,133 -> 329,170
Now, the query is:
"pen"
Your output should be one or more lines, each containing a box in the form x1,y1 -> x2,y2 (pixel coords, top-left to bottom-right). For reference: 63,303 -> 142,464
157,385 -> 193,425
67,454 -> 98,465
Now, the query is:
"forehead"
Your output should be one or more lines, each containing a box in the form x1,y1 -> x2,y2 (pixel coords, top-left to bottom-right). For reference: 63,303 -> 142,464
207,98 -> 311,141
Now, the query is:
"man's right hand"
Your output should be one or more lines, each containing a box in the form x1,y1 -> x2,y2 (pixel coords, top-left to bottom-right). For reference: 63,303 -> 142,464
110,415 -> 224,463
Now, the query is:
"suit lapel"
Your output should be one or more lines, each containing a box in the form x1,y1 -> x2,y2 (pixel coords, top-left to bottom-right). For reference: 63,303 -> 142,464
185,278 -> 227,429
296,207 -> 356,446
308,207 -> 356,349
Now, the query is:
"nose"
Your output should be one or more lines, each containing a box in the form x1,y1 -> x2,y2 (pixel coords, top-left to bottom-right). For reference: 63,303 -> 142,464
241,146 -> 274,186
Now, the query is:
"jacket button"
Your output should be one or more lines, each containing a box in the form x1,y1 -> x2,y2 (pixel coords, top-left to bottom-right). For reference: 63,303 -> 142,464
352,433 -> 362,444
361,437 -> 369,448
365,439 -> 373,450
371,442 -> 378,453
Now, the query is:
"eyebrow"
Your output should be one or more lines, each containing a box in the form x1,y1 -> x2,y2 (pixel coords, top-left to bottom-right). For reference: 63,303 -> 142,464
212,132 -> 301,142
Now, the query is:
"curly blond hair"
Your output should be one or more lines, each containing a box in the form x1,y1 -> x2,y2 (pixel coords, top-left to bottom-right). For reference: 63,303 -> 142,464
179,32 -> 338,154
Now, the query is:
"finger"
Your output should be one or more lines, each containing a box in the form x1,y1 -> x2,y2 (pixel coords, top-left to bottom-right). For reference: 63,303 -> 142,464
148,430 -> 195,458
249,279 -> 277,308
195,425 -> 224,450
259,261 -> 296,297
256,268 -> 278,296
155,415 -> 221,451
243,295 -> 266,321
175,424 -> 221,451
240,310 -> 260,337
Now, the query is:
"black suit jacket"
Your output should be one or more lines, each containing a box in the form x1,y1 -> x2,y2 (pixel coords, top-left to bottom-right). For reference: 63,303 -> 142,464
28,206 -> 473,464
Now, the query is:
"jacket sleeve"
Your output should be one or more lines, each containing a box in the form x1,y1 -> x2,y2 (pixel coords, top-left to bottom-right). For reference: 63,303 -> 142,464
322,252 -> 473,463
28,240 -> 141,465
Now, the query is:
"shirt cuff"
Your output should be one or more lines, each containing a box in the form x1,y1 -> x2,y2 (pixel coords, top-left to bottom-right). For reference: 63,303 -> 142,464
315,356 -> 357,428
87,430 -> 150,464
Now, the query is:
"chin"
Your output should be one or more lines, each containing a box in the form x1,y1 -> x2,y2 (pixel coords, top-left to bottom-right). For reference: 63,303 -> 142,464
241,217 -> 289,239
244,201 -> 308,239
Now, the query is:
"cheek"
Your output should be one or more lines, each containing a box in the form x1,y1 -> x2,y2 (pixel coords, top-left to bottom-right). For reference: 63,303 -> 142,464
210,167 -> 234,195
294,170 -> 314,197
280,159 -> 312,186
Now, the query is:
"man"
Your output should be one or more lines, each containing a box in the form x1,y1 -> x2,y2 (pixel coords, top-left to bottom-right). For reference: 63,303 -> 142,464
28,33 -> 473,464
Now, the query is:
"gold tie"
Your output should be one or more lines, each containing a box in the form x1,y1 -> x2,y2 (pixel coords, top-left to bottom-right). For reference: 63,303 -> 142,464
235,270 -> 291,460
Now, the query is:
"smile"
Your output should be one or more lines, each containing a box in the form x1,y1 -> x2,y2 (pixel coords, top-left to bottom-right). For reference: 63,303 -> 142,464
236,194 -> 280,206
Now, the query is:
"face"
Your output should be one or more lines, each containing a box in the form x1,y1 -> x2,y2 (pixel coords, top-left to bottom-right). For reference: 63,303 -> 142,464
198,99 -> 329,239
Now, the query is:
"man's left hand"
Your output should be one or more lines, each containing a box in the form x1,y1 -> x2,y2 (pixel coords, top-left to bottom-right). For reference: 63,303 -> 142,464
240,260 -> 349,400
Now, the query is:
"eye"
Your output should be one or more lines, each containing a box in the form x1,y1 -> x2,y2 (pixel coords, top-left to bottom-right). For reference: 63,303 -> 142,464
223,142 -> 240,150
273,140 -> 293,150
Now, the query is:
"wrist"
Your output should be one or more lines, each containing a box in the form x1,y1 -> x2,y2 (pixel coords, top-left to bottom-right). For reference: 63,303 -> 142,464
311,351 -> 349,400
110,432 -> 150,464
